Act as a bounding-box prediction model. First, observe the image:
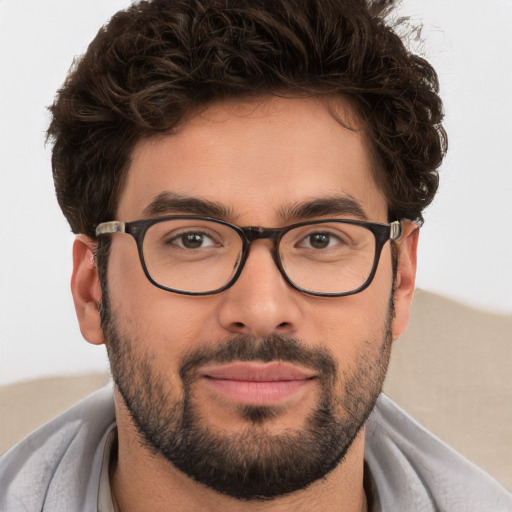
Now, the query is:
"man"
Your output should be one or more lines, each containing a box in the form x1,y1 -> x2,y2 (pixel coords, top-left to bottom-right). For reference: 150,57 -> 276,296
0,0 -> 510,510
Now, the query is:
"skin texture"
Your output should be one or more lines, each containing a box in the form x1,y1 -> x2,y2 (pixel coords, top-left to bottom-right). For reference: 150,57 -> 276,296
71,95 -> 418,512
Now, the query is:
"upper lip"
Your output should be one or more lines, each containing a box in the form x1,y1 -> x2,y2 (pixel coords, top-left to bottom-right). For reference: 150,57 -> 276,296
199,362 -> 317,382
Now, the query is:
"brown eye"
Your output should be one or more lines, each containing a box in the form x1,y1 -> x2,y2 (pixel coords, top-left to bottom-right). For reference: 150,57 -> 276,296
181,233 -> 205,249
307,233 -> 331,249
168,231 -> 217,249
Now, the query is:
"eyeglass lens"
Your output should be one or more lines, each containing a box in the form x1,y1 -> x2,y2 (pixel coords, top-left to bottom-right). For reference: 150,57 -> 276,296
141,218 -> 377,295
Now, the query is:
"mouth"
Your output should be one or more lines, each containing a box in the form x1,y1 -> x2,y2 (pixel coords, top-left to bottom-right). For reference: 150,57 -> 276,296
198,361 -> 317,406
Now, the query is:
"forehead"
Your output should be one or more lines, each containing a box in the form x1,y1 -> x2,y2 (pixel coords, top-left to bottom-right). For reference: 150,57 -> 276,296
118,95 -> 387,224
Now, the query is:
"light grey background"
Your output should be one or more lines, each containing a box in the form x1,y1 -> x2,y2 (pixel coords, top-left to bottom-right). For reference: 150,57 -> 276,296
1,0 -> 511,385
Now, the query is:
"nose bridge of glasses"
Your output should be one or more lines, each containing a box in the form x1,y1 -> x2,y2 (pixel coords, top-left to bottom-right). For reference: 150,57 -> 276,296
240,226 -> 281,242
238,226 -> 282,273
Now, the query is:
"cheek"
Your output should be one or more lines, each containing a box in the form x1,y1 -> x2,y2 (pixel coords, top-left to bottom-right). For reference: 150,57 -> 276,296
307,254 -> 393,360
107,237 -> 146,301
316,296 -> 389,349
107,240 -> 221,357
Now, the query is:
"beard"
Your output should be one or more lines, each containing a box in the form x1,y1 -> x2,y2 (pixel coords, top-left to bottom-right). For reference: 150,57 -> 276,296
101,288 -> 393,501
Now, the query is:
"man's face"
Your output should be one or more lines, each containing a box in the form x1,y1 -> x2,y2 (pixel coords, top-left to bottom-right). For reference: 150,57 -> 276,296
91,96 -> 413,499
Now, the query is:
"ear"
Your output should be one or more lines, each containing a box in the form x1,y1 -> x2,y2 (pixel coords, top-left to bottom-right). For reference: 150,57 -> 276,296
391,222 -> 419,339
71,235 -> 105,345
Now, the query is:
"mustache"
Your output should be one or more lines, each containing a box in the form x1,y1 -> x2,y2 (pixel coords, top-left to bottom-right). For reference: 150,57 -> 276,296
179,335 -> 338,382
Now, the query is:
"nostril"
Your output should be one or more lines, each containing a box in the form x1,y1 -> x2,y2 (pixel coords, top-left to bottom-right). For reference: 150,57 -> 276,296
277,322 -> 290,328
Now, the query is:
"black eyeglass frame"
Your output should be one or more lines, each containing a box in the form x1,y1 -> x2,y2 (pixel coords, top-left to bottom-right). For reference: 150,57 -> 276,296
95,216 -> 403,297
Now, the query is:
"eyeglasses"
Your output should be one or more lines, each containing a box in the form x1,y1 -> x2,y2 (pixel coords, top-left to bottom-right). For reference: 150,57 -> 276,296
95,216 -> 403,297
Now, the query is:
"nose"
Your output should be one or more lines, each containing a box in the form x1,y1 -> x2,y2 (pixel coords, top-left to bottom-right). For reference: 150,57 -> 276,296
216,241 -> 303,337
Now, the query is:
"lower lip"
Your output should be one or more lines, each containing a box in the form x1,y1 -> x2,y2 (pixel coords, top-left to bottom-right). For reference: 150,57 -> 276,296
202,377 -> 314,406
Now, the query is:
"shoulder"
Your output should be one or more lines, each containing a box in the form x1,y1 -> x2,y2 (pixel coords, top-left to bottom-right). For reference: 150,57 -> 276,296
365,394 -> 512,512
0,384 -> 115,512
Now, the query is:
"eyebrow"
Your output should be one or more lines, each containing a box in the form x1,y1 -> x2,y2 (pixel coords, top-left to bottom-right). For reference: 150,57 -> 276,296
279,196 -> 368,222
142,192 -> 368,224
143,192 -> 233,218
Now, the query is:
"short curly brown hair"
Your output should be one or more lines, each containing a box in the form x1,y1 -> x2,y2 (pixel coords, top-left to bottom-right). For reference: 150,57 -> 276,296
47,0 -> 446,238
